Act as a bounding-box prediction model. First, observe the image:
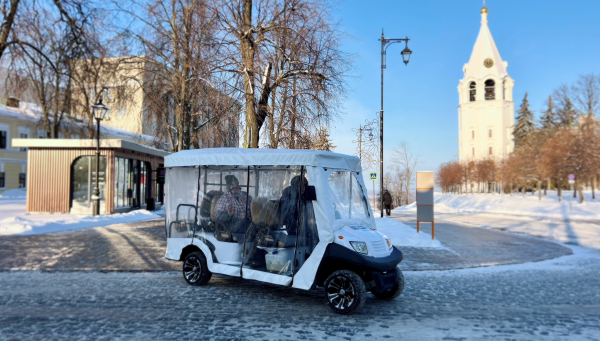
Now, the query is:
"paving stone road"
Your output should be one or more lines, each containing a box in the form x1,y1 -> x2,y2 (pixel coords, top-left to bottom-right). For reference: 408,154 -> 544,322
0,216 -> 594,340
0,219 -> 179,271
390,212 -> 573,271
0,215 -> 571,272
1,246 -> 599,340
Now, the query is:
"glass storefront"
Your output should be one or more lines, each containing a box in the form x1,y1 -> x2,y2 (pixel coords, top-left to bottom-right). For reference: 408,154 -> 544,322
113,157 -> 151,209
71,156 -> 107,213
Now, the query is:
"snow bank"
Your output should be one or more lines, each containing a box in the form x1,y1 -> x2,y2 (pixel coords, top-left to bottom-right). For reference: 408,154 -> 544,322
0,210 -> 161,236
375,217 -> 444,248
395,191 -> 600,221
0,189 -> 26,198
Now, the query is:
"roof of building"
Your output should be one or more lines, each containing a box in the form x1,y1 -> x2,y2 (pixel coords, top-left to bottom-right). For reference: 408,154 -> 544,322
11,138 -> 169,157
463,6 -> 509,80
165,148 -> 361,170
0,102 -> 159,145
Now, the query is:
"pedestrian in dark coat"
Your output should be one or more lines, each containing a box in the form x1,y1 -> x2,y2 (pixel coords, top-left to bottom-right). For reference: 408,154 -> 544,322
382,190 -> 393,216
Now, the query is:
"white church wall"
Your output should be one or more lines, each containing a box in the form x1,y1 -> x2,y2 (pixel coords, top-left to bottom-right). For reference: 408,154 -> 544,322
457,5 -> 515,163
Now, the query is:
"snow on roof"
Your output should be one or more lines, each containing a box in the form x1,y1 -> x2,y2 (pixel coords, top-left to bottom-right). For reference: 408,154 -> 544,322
0,102 -> 41,123
166,148 -> 361,170
12,138 -> 169,157
0,102 -> 158,145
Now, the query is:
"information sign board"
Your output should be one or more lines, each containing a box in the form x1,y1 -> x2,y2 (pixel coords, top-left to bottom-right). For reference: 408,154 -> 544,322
416,171 -> 435,239
157,167 -> 166,184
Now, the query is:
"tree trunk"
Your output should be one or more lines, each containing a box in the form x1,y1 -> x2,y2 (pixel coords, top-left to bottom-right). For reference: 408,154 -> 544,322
538,180 -> 542,201
240,0 -> 258,148
289,78 -> 298,149
558,180 -> 562,202
579,184 -> 585,203
592,176 -> 597,200
0,0 -> 21,60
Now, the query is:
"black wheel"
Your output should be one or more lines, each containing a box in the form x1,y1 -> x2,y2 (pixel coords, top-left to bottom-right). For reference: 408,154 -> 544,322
324,270 -> 366,314
372,269 -> 404,300
182,251 -> 212,286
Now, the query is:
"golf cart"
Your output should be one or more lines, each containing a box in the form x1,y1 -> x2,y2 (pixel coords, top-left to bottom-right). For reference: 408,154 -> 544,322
164,148 -> 404,314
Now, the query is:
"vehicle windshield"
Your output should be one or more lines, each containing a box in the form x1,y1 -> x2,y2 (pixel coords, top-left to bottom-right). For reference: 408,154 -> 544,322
328,171 -> 370,219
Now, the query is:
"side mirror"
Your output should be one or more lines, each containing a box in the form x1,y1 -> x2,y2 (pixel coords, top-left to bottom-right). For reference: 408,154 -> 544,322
304,186 -> 317,201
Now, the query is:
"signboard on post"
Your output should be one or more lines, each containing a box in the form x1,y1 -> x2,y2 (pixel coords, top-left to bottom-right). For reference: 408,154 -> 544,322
369,172 -> 378,209
568,174 -> 575,185
157,167 -> 166,184
416,171 -> 435,239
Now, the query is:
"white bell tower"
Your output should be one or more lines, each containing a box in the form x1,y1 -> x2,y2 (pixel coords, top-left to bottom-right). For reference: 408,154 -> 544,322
458,4 -> 514,162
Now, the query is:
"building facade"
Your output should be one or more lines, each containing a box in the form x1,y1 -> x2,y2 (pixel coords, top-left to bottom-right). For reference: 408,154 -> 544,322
13,139 -> 167,214
0,101 -> 158,194
458,5 -> 515,162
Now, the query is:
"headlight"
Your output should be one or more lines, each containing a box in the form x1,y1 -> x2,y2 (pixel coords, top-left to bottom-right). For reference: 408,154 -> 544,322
386,238 -> 393,249
350,241 -> 368,255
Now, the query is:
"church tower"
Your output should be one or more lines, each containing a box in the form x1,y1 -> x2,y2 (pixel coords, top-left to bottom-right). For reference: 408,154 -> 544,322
458,4 -> 514,162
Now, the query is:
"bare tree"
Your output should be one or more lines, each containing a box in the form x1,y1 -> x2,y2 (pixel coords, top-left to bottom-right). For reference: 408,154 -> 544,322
9,4 -> 77,138
392,141 -> 419,205
1,0 -> 90,61
117,0 -> 242,151
214,0 -> 351,148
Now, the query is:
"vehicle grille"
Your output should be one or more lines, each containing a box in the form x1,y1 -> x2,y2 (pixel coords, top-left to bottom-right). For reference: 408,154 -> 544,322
371,240 -> 388,256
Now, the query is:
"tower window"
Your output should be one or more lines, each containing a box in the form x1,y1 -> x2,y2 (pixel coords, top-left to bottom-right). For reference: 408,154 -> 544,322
472,147 -> 475,156
471,130 -> 475,139
485,79 -> 495,100
489,146 -> 493,155
489,129 -> 493,138
469,82 -> 476,102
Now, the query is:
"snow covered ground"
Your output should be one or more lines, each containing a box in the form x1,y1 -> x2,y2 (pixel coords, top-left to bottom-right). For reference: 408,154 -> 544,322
396,190 -> 600,221
375,217 -> 443,248
394,191 -> 600,250
0,189 -> 161,236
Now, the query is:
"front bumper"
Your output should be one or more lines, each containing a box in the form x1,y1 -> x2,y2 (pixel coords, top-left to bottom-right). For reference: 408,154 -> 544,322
327,243 -> 403,272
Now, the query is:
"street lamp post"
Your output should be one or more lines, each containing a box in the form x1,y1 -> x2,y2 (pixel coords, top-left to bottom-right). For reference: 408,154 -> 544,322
379,30 -> 412,217
91,99 -> 110,216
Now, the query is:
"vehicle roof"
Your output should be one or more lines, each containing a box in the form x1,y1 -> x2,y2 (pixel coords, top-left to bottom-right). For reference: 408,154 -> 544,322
165,148 -> 361,171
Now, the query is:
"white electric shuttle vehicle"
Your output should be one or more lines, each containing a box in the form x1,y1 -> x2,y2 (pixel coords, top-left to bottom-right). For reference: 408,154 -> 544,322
164,148 -> 404,314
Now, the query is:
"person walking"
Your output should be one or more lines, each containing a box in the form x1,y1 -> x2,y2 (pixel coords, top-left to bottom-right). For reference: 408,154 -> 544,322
382,190 -> 393,216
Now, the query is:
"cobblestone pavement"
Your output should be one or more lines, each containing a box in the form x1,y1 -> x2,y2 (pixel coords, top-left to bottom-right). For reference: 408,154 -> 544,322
0,216 -> 571,272
392,212 -> 572,271
0,246 -> 599,341
0,219 -> 179,271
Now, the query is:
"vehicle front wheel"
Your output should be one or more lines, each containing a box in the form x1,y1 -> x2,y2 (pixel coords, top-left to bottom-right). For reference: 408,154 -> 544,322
183,251 -> 212,286
372,269 -> 404,300
324,270 -> 366,314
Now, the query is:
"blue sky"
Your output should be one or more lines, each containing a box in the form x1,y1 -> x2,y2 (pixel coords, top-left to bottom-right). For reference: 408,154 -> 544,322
328,0 -> 600,190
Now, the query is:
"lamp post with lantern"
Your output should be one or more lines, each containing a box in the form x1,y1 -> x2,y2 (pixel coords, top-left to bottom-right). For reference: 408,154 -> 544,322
379,30 -> 412,217
91,99 -> 110,216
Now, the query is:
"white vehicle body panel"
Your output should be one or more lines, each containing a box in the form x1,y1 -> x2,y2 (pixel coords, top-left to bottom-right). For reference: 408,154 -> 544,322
165,148 -> 386,290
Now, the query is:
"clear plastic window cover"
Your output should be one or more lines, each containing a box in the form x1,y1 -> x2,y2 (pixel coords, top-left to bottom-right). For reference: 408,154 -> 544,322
167,165 -> 320,278
328,171 -> 370,220
166,167 -> 199,238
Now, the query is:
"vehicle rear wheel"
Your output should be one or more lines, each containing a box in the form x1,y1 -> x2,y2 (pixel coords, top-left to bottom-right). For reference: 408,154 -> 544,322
324,270 -> 366,314
183,251 -> 212,286
372,269 -> 404,300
